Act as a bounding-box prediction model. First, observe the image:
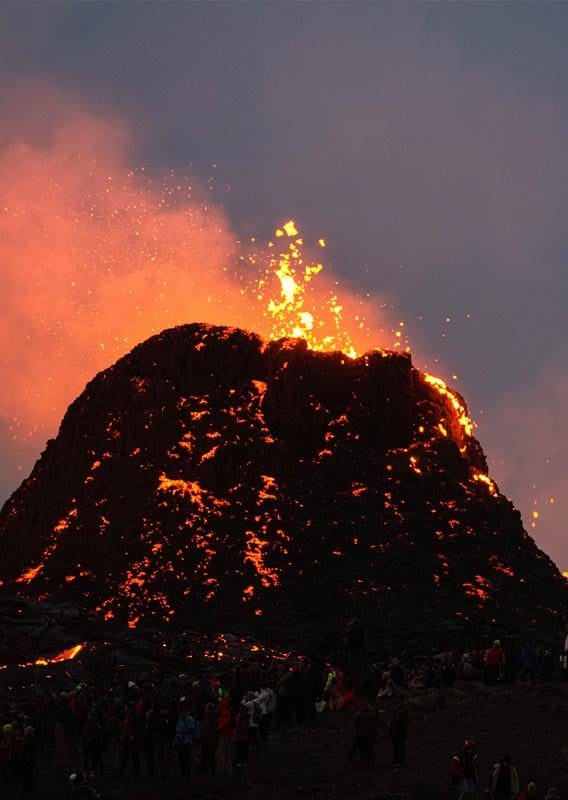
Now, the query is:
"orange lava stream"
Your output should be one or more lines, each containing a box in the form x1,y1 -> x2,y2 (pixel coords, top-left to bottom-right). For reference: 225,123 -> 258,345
0,643 -> 84,671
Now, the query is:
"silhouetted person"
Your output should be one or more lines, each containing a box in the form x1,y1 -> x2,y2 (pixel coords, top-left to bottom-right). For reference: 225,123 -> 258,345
348,703 -> 377,765
490,754 -> 519,800
389,702 -> 408,768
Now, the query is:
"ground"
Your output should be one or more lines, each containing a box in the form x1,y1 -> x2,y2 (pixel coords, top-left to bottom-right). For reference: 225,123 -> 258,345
7,679 -> 568,800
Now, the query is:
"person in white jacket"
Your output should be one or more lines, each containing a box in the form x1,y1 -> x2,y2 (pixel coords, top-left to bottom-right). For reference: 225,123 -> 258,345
490,755 -> 519,800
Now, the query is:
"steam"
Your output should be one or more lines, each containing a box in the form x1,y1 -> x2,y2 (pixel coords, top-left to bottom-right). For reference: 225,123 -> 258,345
0,87 -> 398,500
0,97 -> 240,470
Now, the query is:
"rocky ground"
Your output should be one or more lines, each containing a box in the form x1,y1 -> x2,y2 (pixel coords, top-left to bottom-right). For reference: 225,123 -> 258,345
5,679 -> 568,800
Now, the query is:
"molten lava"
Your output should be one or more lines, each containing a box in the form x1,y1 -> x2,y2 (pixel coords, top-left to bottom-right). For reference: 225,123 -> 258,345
0,320 -> 566,647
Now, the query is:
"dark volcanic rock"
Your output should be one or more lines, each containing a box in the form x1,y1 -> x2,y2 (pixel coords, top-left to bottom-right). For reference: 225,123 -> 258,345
0,323 -> 566,651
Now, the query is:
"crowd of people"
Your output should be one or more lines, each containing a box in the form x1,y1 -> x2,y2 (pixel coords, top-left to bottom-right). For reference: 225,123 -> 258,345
0,624 -> 565,799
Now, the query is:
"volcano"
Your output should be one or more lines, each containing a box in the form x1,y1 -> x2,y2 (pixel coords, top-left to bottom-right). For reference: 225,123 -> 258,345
0,323 -> 566,650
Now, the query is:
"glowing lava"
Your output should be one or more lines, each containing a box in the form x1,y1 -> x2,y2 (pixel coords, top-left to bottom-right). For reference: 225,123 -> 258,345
0,643 -> 84,671
252,220 -> 406,359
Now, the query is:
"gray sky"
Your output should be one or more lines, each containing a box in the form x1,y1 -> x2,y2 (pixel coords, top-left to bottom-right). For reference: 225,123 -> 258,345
0,2 -> 567,568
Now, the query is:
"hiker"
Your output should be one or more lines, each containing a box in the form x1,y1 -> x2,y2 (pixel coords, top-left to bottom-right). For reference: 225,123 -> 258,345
141,709 -> 158,778
79,709 -> 104,777
199,702 -> 218,776
232,704 -> 250,770
0,723 -> 14,788
155,707 -> 174,780
484,640 -> 504,686
519,643 -> 539,684
173,700 -> 195,780
490,754 -> 519,800
67,772 -> 101,799
456,652 -> 475,680
503,636 -> 520,684
118,704 -> 141,777
388,701 -> 409,769
216,696 -> 234,773
20,726 -> 38,799
454,739 -> 479,800
348,702 -> 377,766
518,783 -> 538,800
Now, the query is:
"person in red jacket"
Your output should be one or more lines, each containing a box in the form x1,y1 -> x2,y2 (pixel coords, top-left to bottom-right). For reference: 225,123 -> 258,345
518,782 -> 538,800
216,697 -> 234,773
484,640 -> 505,686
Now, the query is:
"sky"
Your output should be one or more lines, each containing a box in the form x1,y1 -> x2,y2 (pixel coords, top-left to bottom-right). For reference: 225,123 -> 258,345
0,2 -> 566,569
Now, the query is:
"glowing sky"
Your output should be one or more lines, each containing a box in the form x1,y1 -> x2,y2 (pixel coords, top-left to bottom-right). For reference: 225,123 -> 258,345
0,2 -> 567,569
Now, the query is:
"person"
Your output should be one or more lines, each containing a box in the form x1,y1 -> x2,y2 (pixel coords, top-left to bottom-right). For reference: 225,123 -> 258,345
540,650 -> 554,683
80,710 -> 103,777
388,702 -> 408,769
255,685 -> 274,742
199,702 -> 218,776
456,653 -> 475,680
118,704 -> 141,777
0,723 -> 14,788
216,696 -> 234,773
490,754 -> 519,799
348,702 -> 377,766
173,700 -> 195,781
390,658 -> 406,688
20,726 -> 37,798
485,641 -> 505,686
518,783 -> 538,800
154,707 -> 174,780
55,693 -> 71,764
67,772 -> 101,799
242,692 -> 261,755
337,682 -> 359,711
545,789 -> 558,800
326,676 -> 345,710
519,643 -> 539,684
503,636 -> 520,684
232,704 -> 250,770
141,709 -> 158,778
457,739 -> 479,800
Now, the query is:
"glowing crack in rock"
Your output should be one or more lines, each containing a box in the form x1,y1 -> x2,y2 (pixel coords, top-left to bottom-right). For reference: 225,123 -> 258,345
472,471 -> 498,496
